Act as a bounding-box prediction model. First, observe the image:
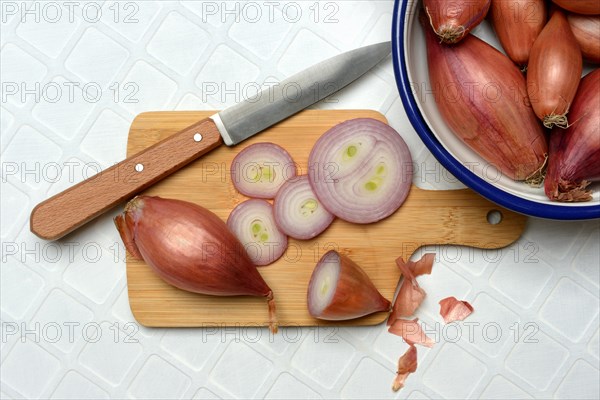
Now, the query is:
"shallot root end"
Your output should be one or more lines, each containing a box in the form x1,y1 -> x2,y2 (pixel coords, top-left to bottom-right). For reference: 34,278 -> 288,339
267,291 -> 278,334
437,25 -> 466,44
552,179 -> 593,202
543,113 -> 569,129
424,6 -> 466,44
524,153 -> 548,187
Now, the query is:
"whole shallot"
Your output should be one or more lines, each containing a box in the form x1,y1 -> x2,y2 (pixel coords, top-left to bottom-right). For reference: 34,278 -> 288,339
551,0 -> 600,15
423,14 -> 548,182
567,13 -> 600,64
115,196 -> 279,333
489,0 -> 547,67
527,10 -> 583,128
544,69 -> 600,202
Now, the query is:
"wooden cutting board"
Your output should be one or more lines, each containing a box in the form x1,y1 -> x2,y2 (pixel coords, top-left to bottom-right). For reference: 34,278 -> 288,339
126,110 -> 527,327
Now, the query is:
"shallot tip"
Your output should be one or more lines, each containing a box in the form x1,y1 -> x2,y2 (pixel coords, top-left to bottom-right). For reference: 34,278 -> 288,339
114,214 -> 142,260
267,291 -> 278,334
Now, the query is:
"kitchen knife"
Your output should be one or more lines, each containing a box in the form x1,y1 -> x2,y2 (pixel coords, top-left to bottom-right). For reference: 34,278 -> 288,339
30,42 -> 391,240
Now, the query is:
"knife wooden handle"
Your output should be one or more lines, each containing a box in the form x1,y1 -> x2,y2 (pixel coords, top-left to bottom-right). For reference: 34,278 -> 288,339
30,117 -> 223,240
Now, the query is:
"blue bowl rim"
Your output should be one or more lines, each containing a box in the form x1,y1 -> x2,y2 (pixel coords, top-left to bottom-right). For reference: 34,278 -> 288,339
391,0 -> 600,220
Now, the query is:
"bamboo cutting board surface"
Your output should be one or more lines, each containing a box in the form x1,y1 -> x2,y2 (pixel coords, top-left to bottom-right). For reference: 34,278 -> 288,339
126,110 -> 527,327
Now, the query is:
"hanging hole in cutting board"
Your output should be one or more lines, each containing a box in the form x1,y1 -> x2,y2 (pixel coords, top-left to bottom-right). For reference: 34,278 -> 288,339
487,209 -> 503,225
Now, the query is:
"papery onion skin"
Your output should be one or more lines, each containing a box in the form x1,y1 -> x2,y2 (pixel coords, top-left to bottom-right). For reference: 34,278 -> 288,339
227,199 -> 288,266
388,279 -> 425,324
568,13 -> 600,63
544,69 -> 600,202
230,142 -> 297,199
424,0 -> 491,43
114,196 -> 278,333
307,250 -> 391,321
387,255 -> 434,325
388,318 -> 435,348
438,296 -> 474,323
527,10 -> 583,128
551,0 -> 600,15
409,253 -> 435,277
489,0 -> 547,66
308,118 -> 413,224
392,345 -> 418,392
273,175 -> 334,240
114,214 -> 142,260
423,15 -> 548,181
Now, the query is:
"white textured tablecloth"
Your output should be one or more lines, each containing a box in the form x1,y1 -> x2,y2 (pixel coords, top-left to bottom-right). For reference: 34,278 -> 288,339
1,1 -> 599,399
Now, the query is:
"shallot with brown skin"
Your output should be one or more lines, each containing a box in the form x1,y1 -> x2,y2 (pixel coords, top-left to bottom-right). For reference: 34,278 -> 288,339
544,69 -> 600,202
422,13 -> 548,182
489,0 -> 547,67
115,196 -> 278,333
423,0 -> 491,43
551,0 -> 600,15
527,9 -> 582,128
567,13 -> 600,64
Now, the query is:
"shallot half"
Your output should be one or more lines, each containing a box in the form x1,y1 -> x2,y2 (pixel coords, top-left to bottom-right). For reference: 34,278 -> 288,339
115,196 -> 278,333
423,0 -> 491,43
545,69 -> 600,202
527,10 -> 582,128
307,250 -> 391,320
423,14 -> 548,182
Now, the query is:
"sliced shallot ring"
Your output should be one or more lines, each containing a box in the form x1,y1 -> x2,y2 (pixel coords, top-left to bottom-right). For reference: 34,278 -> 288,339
273,175 -> 334,240
227,199 -> 287,266
231,142 -> 297,199
308,118 -> 413,224
439,297 -> 474,323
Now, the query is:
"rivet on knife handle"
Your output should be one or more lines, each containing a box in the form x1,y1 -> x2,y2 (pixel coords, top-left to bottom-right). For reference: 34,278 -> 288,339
30,118 -> 223,240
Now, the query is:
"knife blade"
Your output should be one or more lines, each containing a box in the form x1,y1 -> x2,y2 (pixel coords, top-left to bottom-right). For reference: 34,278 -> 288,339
30,42 -> 391,240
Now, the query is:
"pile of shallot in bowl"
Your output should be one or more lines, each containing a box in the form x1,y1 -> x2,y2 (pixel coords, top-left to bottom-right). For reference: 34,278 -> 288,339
393,0 -> 600,219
